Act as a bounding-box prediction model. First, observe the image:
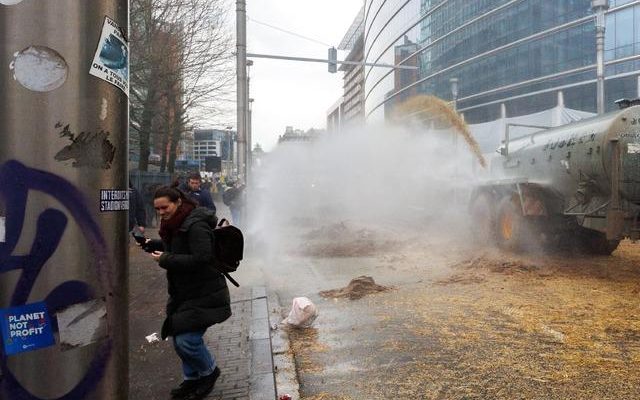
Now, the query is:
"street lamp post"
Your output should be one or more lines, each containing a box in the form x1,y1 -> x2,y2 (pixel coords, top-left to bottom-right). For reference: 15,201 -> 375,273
236,0 -> 247,183
246,59 -> 253,185
592,0 -> 609,115
450,77 -> 460,203
248,98 -> 254,179
225,126 -> 233,176
450,77 -> 460,148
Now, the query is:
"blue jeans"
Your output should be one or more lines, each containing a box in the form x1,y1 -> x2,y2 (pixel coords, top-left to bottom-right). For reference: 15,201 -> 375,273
172,330 -> 216,380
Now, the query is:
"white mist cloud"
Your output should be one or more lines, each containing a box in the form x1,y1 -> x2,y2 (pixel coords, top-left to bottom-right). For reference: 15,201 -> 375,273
247,124 -> 484,255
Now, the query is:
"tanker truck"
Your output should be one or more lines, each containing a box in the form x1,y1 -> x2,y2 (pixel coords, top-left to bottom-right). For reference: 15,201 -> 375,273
469,99 -> 640,254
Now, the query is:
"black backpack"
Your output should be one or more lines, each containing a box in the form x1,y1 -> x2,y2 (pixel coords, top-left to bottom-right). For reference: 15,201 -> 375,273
212,218 -> 244,287
222,187 -> 237,206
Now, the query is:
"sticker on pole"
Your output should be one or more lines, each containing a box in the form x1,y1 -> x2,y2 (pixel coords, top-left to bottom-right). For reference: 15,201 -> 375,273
0,302 -> 56,356
100,189 -> 129,212
90,16 -> 129,96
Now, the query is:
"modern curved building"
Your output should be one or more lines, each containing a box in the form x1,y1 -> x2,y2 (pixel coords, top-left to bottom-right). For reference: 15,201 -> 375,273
363,0 -> 640,124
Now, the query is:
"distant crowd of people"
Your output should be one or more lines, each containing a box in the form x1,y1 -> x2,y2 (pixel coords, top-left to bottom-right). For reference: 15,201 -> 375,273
128,172 -> 246,234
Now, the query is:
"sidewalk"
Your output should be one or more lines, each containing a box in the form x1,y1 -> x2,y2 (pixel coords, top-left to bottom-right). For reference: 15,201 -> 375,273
204,287 -> 275,400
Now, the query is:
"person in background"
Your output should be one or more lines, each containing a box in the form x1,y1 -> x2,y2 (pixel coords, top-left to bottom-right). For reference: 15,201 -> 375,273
129,183 -> 146,233
184,173 -> 216,213
222,181 -> 245,227
145,186 -> 230,400
215,177 -> 225,202
202,178 -> 212,192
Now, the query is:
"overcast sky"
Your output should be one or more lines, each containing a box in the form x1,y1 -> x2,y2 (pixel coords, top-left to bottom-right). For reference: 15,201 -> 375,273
235,0 -> 364,151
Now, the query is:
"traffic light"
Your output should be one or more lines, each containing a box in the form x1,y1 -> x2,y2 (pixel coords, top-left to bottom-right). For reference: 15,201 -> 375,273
328,47 -> 337,73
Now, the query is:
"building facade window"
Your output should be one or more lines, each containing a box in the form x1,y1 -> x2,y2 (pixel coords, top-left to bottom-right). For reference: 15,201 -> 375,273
364,0 -> 640,123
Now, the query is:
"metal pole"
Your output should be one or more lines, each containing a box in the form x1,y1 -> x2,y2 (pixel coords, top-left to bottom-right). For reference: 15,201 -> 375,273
236,0 -> 247,183
637,75 -> 640,98
245,59 -> 252,185
450,78 -> 459,111
592,0 -> 609,114
450,78 -> 459,149
0,1 -> 128,399
501,103 -> 508,155
244,99 -> 252,228
450,77 -> 459,203
248,99 -> 253,178
224,126 -> 232,177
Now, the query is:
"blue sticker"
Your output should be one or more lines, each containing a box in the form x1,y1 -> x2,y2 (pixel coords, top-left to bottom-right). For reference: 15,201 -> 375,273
0,302 -> 56,356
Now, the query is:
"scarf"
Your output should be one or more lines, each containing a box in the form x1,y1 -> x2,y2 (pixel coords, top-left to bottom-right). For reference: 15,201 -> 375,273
159,202 -> 195,244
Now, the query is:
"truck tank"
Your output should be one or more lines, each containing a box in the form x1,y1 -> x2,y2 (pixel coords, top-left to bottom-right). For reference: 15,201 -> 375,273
471,102 -> 640,254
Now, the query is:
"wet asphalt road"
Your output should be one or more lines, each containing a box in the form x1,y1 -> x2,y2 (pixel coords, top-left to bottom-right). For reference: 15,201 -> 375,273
237,219 -> 640,400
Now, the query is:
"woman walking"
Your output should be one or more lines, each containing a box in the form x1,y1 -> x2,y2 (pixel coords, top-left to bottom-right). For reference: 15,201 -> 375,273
147,186 -> 231,400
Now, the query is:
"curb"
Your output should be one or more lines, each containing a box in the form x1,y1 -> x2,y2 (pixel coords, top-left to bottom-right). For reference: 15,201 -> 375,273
249,287 -> 277,400
267,293 -> 301,400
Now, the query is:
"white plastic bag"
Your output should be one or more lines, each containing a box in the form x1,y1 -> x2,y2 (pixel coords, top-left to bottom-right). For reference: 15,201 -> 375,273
145,332 -> 161,343
281,297 -> 318,328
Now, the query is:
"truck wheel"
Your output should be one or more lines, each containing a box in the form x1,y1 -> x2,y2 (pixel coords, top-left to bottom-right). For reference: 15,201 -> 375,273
496,196 -> 527,251
470,193 -> 496,245
580,230 -> 620,255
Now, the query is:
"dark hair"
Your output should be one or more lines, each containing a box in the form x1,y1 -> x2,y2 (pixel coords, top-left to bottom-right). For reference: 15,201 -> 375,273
188,173 -> 202,182
153,186 -> 198,207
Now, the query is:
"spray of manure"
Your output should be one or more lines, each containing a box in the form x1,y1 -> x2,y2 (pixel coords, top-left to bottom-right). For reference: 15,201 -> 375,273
392,95 -> 487,168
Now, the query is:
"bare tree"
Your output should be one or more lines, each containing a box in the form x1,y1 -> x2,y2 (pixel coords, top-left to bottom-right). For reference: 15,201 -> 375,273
130,0 -> 234,172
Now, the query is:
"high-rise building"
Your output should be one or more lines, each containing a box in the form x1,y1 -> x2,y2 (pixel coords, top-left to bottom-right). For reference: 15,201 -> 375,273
364,0 -> 640,124
193,128 -> 236,174
337,6 -> 366,128
327,97 -> 345,133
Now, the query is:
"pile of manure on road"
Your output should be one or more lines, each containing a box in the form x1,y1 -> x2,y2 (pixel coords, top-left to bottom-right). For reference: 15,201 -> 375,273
319,276 -> 391,300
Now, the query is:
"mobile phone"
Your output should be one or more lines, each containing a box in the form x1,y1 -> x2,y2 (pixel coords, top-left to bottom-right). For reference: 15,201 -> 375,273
132,232 -> 147,245
132,233 -> 155,253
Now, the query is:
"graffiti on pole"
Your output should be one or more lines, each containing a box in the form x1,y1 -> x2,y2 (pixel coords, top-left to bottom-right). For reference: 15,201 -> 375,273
0,160 -> 113,399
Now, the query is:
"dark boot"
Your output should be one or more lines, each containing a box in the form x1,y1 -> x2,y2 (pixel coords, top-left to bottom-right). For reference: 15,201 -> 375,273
182,367 -> 221,400
170,379 -> 199,399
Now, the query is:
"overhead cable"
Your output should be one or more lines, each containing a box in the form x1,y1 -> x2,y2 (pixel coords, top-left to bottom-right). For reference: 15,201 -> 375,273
247,15 -> 333,48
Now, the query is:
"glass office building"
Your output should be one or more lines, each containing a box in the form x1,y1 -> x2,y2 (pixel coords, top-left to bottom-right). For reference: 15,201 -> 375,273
364,0 -> 640,124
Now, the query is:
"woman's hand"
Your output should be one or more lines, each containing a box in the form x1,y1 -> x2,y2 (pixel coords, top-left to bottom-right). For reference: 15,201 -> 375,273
151,251 -> 163,262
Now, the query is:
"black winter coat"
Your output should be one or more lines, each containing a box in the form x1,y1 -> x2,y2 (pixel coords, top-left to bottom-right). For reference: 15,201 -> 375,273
156,207 -> 231,339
